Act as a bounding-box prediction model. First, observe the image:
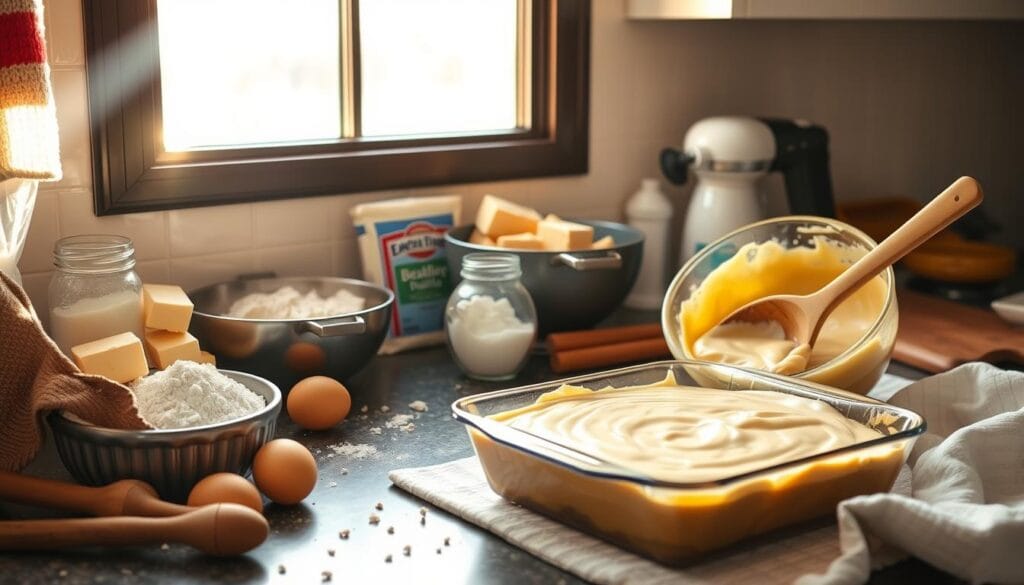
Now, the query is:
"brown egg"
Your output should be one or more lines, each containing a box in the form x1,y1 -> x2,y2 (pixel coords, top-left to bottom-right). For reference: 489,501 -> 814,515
284,342 -> 327,374
252,439 -> 317,505
187,472 -> 264,513
287,376 -> 352,431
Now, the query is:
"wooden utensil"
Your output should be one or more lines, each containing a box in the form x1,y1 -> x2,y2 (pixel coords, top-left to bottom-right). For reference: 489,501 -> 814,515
0,503 -> 267,556
723,176 -> 983,347
0,471 -> 190,517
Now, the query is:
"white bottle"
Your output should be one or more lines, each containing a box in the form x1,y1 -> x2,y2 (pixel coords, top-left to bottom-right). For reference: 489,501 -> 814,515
625,178 -> 673,310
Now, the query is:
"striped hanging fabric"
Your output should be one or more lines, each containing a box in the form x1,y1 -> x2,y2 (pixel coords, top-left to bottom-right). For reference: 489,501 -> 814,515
0,0 -> 61,181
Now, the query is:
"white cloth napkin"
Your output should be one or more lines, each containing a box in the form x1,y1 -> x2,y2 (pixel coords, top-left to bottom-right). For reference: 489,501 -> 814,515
799,363 -> 1024,585
390,365 -> 1024,584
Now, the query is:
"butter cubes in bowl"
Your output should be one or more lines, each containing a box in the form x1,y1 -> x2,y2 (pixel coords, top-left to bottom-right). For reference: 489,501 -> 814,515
452,360 -> 925,565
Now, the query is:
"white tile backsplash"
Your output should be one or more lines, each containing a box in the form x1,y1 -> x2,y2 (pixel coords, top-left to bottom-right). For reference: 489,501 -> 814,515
253,198 -> 333,248
257,243 -> 334,278
134,259 -> 172,284
20,192 -> 60,273
48,69 -> 92,190
168,204 -> 254,257
58,190 -> 169,260
169,251 -> 258,292
332,239 -> 363,279
44,0 -> 86,67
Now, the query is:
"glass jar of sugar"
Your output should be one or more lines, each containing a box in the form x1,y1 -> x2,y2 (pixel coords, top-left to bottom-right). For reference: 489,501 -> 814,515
48,235 -> 144,356
445,253 -> 537,381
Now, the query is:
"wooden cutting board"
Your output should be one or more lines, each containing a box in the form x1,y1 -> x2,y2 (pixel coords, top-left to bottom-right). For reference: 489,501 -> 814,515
893,288 -> 1024,372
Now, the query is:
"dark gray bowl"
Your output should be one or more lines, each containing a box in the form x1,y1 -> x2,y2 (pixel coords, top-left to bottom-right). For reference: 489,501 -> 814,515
49,370 -> 281,503
188,277 -> 393,390
445,220 -> 644,334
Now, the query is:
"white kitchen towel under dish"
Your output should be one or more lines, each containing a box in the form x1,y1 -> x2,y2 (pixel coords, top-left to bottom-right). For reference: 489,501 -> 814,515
390,366 -> 1024,584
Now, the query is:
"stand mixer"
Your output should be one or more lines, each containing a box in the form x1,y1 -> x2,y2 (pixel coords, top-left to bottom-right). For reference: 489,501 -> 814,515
661,116 -> 836,263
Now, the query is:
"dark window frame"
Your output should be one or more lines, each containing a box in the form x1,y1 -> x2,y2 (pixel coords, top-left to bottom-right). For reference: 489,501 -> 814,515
83,0 -> 590,216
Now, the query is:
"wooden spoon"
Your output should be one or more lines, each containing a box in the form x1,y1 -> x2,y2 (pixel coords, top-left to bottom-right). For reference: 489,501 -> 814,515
0,503 -> 267,556
722,176 -> 983,347
0,471 -> 191,517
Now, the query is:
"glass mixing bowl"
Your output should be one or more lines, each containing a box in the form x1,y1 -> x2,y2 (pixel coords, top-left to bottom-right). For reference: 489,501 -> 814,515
661,216 -> 899,395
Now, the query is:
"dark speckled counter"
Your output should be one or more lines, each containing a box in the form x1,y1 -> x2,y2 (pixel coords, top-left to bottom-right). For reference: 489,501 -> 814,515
0,309 -> 962,585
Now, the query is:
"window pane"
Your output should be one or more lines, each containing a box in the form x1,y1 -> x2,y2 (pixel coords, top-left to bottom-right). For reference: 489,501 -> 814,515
359,0 -> 519,137
156,0 -> 341,151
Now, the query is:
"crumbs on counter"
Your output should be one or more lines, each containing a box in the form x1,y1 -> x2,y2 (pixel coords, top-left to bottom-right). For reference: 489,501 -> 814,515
385,554 -> 393,563
338,529 -> 350,540
328,442 -> 378,459
277,565 -> 286,575
321,570 -> 333,582
380,405 -> 391,413
375,502 -> 384,511
370,426 -> 383,435
360,405 -> 369,414
387,526 -> 394,535
408,400 -> 428,412
369,513 -> 381,525
403,544 -> 412,556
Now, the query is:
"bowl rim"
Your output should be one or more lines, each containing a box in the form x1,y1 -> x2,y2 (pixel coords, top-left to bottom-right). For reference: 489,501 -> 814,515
661,215 -> 896,380
48,369 -> 282,439
188,276 -> 395,323
445,219 -> 645,253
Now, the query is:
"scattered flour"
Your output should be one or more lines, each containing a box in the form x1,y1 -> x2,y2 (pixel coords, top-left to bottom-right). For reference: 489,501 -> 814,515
329,442 -> 378,459
227,286 -> 365,319
385,414 -> 415,429
131,361 -> 265,429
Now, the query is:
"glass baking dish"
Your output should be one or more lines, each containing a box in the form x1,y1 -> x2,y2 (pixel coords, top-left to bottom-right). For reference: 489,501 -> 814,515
451,360 -> 926,565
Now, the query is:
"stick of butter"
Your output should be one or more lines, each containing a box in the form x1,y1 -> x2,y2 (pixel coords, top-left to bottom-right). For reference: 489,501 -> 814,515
71,332 -> 149,383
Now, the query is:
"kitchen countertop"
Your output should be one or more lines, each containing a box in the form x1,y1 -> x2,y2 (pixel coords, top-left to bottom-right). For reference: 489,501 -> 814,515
0,309 -> 965,585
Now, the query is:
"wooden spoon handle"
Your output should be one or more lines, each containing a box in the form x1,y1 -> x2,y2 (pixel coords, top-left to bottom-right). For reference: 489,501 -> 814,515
0,471 -> 189,517
0,504 -> 267,556
820,176 -> 982,310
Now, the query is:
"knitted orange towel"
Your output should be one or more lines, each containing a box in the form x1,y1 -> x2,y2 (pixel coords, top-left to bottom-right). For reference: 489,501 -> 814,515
0,272 -> 150,472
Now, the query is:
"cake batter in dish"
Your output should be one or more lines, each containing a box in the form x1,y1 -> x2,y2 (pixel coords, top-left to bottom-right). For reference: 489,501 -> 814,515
492,372 -> 881,484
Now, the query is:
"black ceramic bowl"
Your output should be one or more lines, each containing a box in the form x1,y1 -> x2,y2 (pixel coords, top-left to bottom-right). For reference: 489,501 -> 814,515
445,220 -> 644,335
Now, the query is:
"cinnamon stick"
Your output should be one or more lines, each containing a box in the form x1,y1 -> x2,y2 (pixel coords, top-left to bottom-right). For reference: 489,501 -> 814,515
550,336 -> 671,374
546,323 -> 663,353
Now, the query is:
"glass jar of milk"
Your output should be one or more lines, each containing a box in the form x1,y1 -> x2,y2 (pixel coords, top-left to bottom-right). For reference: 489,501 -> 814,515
444,253 -> 537,381
48,235 -> 144,356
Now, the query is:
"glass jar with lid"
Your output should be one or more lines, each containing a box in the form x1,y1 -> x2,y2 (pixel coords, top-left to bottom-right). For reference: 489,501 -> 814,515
48,235 -> 144,356
444,253 -> 537,381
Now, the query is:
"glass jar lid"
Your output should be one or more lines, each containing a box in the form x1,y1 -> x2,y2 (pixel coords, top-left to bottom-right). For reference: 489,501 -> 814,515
460,253 -> 522,281
53,234 -> 136,274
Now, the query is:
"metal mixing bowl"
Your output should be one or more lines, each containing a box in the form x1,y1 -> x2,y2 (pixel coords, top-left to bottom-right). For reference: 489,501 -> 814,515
188,276 -> 394,390
445,220 -> 644,334
48,370 -> 281,503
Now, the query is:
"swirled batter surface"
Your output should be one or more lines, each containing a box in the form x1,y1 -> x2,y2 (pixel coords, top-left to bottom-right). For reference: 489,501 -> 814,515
494,378 -> 881,484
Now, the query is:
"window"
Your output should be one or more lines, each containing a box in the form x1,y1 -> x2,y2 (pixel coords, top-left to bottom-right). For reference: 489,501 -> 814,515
83,0 -> 590,215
